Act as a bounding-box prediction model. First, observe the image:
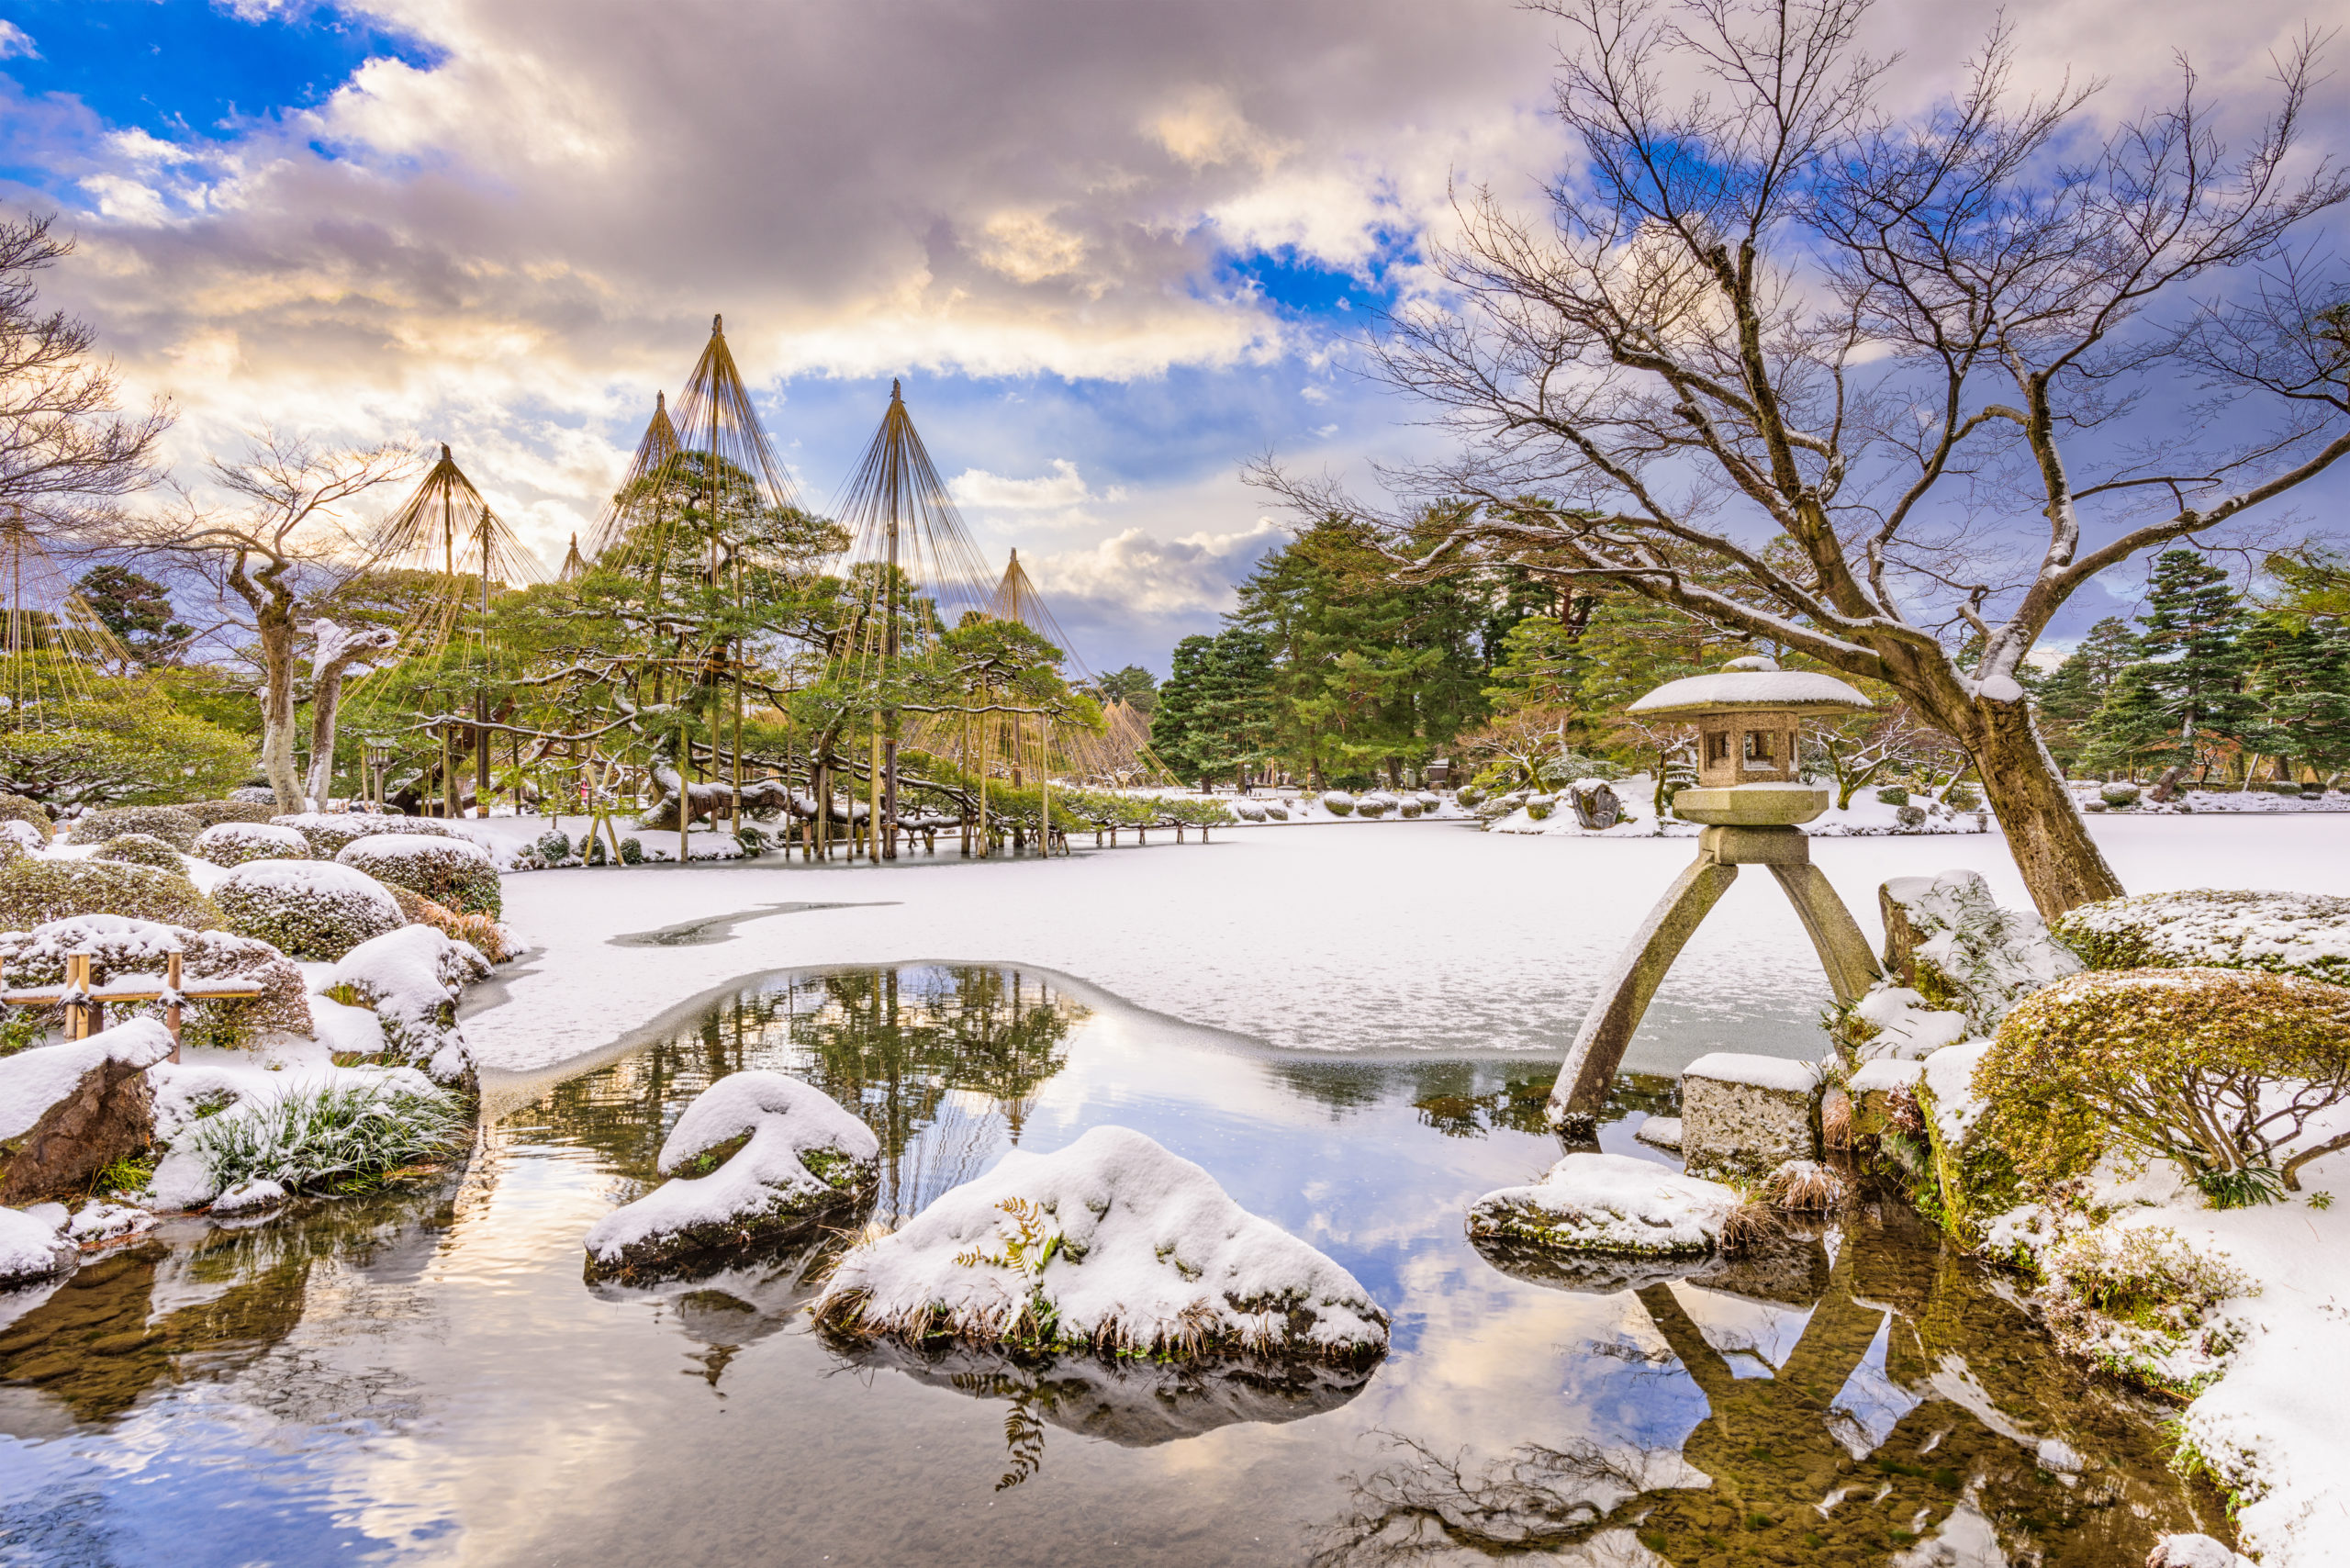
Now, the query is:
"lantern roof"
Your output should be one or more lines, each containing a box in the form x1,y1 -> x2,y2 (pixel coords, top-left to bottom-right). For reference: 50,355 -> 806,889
1626,656 -> 1872,719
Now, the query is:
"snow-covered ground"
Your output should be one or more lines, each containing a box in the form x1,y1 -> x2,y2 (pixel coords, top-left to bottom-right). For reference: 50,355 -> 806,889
458,813 -> 2350,1085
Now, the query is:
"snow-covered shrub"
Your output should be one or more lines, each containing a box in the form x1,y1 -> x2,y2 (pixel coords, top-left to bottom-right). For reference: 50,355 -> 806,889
185,1078 -> 468,1198
1455,784 -> 1485,808
0,857 -> 225,932
1397,798 -> 1423,818
1875,785 -> 1911,805
2034,1225 -> 2255,1397
2100,782 -> 2141,808
336,834 -> 501,918
271,811 -> 457,860
328,924 -> 490,1083
815,1126 -> 1388,1362
0,793 -> 53,841
179,799 -> 280,829
1415,792 -> 1440,811
1233,802 -> 1267,822
192,821 -> 310,867
1979,968 -> 2350,1201
534,828 -> 575,865
1261,803 -> 1289,821
2054,888 -> 2350,988
92,832 -> 187,873
213,859 -> 403,960
1321,792 -> 1355,817
64,805 -> 201,851
0,914 -> 312,1046
382,883 -> 510,964
618,835 -> 643,864
1880,870 -> 2084,1032
585,1070 -> 878,1281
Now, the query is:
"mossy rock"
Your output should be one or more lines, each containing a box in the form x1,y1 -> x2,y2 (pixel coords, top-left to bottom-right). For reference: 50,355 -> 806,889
94,833 -> 189,873
64,805 -> 202,852
0,858 -> 225,931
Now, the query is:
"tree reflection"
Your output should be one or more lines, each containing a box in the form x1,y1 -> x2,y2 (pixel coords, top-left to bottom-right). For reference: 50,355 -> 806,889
1319,1202 -> 2231,1566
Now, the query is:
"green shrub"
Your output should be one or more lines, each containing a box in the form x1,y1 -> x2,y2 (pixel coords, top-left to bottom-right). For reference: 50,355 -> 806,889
0,915 -> 311,1047
2098,782 -> 2141,808
1874,785 -> 1910,805
2054,888 -> 2350,987
95,833 -> 188,872
618,836 -> 643,864
192,821 -> 311,867
271,812 -> 457,859
2035,1226 -> 2255,1396
64,805 -> 202,851
336,835 -> 500,917
213,860 -> 404,961
1979,967 -> 2350,1198
0,794 -> 53,840
187,1080 -> 470,1196
0,857 -> 225,931
180,800 -> 280,828
535,828 -> 575,864
1322,793 -> 1355,817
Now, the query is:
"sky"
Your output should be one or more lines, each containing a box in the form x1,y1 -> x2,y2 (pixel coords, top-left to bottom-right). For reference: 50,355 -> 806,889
0,0 -> 2344,677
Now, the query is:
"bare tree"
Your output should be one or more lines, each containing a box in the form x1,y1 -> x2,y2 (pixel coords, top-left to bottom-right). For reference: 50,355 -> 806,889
302,619 -> 401,809
0,210 -> 172,528
130,433 -> 415,809
1259,0 -> 2350,915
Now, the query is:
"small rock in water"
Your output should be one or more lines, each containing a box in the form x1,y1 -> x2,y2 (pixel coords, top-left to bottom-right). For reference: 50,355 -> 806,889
0,1204 -> 76,1288
1634,1115 -> 1683,1151
211,1179 -> 288,1215
1469,1151 -> 1740,1259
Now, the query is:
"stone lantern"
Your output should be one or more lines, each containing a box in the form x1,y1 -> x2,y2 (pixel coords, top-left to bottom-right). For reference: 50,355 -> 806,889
1546,657 -> 1884,1135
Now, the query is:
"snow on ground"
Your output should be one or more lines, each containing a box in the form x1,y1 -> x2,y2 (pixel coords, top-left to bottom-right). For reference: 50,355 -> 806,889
459,813 -> 2350,1087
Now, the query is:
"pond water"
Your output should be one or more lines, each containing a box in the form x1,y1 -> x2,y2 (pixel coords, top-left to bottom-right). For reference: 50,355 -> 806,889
0,965 -> 2228,1566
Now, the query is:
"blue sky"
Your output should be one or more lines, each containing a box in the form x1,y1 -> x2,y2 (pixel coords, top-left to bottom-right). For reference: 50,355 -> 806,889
0,0 -> 2341,675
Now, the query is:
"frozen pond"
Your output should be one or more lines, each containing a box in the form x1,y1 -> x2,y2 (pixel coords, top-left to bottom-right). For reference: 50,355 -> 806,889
0,963 -> 2230,1564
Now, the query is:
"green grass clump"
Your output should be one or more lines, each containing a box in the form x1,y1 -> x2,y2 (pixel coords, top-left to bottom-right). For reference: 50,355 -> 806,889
187,1081 -> 470,1196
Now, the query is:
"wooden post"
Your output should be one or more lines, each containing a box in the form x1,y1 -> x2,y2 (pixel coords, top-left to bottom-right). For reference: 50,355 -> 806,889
63,952 -> 93,1040
165,949 -> 185,1063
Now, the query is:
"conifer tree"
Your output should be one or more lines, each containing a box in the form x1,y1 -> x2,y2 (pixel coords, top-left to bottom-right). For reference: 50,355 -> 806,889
2086,550 -> 2256,793
2028,617 -> 2141,771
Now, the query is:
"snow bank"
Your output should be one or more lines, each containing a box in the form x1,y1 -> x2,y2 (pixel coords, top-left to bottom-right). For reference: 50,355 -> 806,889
0,1018 -> 173,1145
815,1125 -> 1388,1361
0,1203 -> 74,1286
1468,1151 -> 1741,1258
583,1070 -> 878,1279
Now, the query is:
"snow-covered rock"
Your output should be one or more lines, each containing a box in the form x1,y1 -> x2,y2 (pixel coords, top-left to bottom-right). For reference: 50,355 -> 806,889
584,1070 -> 879,1280
0,1203 -> 75,1287
1879,870 -> 2084,1032
815,1125 -> 1388,1361
328,924 -> 490,1083
1679,1051 -> 1818,1178
1848,985 -> 1970,1061
0,1019 -> 173,1204
1633,1115 -> 1683,1152
67,1199 -> 155,1243
1469,1151 -> 1740,1259
210,1177 -> 287,1215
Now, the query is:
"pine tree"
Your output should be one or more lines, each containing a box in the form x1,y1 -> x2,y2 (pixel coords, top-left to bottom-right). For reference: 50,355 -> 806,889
2244,611 -> 2350,785
2086,550 -> 2255,790
2028,617 -> 2140,771
1148,629 -> 1276,789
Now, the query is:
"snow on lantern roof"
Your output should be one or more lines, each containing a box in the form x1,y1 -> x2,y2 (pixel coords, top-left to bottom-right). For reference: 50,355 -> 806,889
1626,656 -> 1872,719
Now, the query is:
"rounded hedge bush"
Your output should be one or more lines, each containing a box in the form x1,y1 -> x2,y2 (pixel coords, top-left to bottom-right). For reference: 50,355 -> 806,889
95,833 -> 190,873
337,834 -> 501,918
0,793 -> 53,841
1979,967 -> 2350,1199
194,821 -> 312,867
2053,888 -> 2350,988
0,857 -> 225,931
0,913 -> 312,1047
65,805 -> 202,851
180,800 -> 283,829
272,811 -> 458,860
2099,782 -> 2142,808
213,859 -> 403,961
1322,792 -> 1355,817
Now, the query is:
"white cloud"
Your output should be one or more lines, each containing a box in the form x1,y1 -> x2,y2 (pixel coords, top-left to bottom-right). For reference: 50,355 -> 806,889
0,21 -> 37,60
950,459 -> 1120,511
1029,518 -> 1287,619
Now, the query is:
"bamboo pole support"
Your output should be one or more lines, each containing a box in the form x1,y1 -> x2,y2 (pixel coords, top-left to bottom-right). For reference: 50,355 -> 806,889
165,950 -> 184,1063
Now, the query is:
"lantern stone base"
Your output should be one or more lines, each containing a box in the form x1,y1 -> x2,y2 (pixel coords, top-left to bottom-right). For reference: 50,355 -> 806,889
1669,783 -> 1830,826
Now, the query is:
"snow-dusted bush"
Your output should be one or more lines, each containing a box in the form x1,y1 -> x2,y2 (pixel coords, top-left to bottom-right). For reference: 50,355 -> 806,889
1455,784 -> 1485,808
0,914 -> 312,1045
0,857 -> 225,932
1469,1152 -> 1741,1259
1980,968 -> 2350,1201
1321,792 -> 1355,817
1233,802 -> 1268,823
184,1078 -> 468,1198
382,883 -> 509,963
585,1070 -> 878,1281
2100,782 -> 2141,808
534,828 -> 576,866
1261,803 -> 1289,821
213,859 -> 403,961
1521,792 -> 1554,821
92,832 -> 187,873
1357,791 -> 1395,820
816,1126 -> 1388,1362
179,799 -> 279,829
618,835 -> 644,864
337,834 -> 501,918
64,805 -> 201,851
329,924 -> 490,1082
2033,1224 -> 2255,1396
271,811 -> 457,860
192,821 -> 310,867
0,793 -> 52,841
1398,798 -> 1424,818
2054,889 -> 2350,989
1414,792 -> 1440,811
1875,785 -> 1911,806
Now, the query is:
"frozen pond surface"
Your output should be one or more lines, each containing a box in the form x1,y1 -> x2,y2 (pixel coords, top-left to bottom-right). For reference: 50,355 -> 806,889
2,964 -> 2229,1566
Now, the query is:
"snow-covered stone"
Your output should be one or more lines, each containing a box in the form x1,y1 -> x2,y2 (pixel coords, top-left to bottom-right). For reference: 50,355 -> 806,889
1469,1151 -> 1740,1259
815,1125 -> 1388,1361
584,1070 -> 879,1280
328,924 -> 490,1083
1680,1052 -> 1818,1178
1849,985 -> 1969,1061
0,1203 -> 75,1287
2144,1537 -> 2255,1568
1878,870 -> 2083,1032
67,1200 -> 155,1243
0,1019 -> 173,1204
1633,1115 -> 1683,1152
210,1178 -> 287,1215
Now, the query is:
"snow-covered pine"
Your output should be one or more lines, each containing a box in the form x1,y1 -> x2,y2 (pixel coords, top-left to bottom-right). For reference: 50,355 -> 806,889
584,1070 -> 878,1281
813,1125 -> 1388,1363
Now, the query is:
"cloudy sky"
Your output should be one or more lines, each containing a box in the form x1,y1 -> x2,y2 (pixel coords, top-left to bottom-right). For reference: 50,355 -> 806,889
1,0 -> 2343,674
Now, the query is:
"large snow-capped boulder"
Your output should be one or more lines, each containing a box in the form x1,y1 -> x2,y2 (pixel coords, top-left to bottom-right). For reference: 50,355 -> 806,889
1680,1052 -> 1818,1178
0,1203 -> 75,1288
1469,1151 -> 1740,1275
328,924 -> 491,1083
0,1019 -> 173,1205
1879,870 -> 2083,1032
815,1125 -> 1388,1362
584,1070 -> 879,1281
213,858 -> 403,960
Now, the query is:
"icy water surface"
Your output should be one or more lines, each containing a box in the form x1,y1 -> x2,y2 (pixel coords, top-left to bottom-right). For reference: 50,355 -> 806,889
1,965 -> 2228,1566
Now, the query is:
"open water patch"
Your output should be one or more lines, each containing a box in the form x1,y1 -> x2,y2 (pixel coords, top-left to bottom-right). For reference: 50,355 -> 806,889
0,965 -> 2229,1565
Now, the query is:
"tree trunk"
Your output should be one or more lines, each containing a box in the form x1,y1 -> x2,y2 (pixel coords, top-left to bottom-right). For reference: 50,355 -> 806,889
255,603 -> 302,812
303,622 -> 398,811
1956,698 -> 2125,918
